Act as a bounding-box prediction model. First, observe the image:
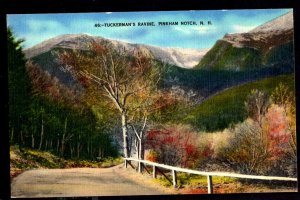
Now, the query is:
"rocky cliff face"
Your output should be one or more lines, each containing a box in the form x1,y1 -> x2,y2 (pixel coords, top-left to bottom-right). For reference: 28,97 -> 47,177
196,11 -> 294,71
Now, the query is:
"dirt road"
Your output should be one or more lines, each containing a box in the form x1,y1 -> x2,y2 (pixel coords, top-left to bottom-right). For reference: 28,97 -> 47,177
11,165 -> 172,198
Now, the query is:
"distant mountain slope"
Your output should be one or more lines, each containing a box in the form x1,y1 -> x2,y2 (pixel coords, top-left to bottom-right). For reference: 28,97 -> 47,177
183,74 -> 295,132
196,11 -> 294,71
24,34 -> 208,69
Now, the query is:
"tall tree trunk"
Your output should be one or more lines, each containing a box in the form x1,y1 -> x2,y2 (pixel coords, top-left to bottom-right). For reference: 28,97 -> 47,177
61,117 -> 67,156
70,145 -> 73,158
121,112 -> 130,158
31,133 -> 35,149
139,139 -> 145,160
132,116 -> 147,160
39,119 -> 44,150
45,140 -> 48,150
56,139 -> 60,153
135,138 -> 139,159
90,142 -> 92,158
87,139 -> 90,155
20,130 -> 23,145
10,127 -> 14,144
98,146 -> 102,158
77,134 -> 81,159
77,142 -> 80,158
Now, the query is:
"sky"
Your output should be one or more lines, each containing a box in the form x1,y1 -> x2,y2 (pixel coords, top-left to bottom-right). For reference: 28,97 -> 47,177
7,9 -> 292,49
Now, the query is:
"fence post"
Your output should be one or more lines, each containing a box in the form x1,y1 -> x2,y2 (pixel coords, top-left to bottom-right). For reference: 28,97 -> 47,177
138,162 -> 143,173
207,175 -> 213,194
125,159 -> 127,168
172,170 -> 177,188
153,165 -> 157,178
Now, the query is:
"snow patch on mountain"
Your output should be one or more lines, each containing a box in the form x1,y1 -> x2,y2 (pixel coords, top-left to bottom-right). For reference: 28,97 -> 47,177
221,11 -> 293,49
249,11 -> 293,33
25,34 -> 209,68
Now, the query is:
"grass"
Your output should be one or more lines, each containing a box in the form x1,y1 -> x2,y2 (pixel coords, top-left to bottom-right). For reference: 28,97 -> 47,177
184,74 -> 295,131
63,157 -> 123,168
10,145 -> 122,179
153,172 -> 238,188
153,172 -> 296,194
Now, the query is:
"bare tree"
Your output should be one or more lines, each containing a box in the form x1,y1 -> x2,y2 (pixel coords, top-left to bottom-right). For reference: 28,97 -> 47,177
58,43 -> 161,158
245,89 -> 270,126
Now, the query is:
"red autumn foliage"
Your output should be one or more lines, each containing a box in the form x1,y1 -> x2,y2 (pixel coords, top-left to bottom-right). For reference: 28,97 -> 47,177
26,61 -> 82,105
77,76 -> 91,88
151,91 -> 178,111
201,141 -> 214,158
91,43 -> 107,56
145,126 -> 200,168
265,104 -> 291,161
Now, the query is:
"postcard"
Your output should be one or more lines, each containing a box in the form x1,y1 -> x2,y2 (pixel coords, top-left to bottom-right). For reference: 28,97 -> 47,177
7,8 -> 297,198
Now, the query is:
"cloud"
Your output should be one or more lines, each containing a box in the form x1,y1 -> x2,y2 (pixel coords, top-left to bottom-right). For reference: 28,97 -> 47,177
174,26 -> 217,35
26,19 -> 65,33
22,19 -> 68,47
232,25 -> 256,33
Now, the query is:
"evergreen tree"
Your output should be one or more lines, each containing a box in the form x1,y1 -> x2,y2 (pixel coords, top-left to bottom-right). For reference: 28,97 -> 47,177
8,27 -> 32,145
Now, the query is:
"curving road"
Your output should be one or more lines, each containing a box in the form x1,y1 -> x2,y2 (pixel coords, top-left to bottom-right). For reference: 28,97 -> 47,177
11,165 -> 172,198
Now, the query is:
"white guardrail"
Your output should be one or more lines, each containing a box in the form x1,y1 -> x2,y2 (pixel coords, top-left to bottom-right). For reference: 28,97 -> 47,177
123,157 -> 297,194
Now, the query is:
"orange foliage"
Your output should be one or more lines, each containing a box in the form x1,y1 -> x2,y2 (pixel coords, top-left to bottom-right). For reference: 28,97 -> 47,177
145,150 -> 158,162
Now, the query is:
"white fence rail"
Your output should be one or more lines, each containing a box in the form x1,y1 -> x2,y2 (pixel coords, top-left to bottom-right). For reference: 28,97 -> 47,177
124,157 -> 297,194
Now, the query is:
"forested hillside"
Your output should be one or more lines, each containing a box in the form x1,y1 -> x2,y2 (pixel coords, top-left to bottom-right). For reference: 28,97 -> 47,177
184,74 -> 295,131
8,28 -> 118,161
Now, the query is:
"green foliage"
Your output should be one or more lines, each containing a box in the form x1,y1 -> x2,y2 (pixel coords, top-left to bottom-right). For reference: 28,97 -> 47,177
63,157 -> 123,168
271,82 -> 295,107
154,172 -> 238,188
22,148 -> 63,168
185,74 -> 294,132
10,145 -> 122,177
163,63 -> 289,100
196,40 -> 294,72
8,29 -> 119,162
160,63 -> 292,126
217,82 -> 296,176
8,28 -> 32,144
10,146 -> 63,170
196,40 -> 263,70
265,41 -> 294,68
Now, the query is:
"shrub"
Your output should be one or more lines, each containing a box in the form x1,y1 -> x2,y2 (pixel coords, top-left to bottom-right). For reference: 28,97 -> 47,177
220,83 -> 296,176
145,149 -> 159,162
220,119 -> 270,175
264,104 -> 296,176
145,125 -> 200,168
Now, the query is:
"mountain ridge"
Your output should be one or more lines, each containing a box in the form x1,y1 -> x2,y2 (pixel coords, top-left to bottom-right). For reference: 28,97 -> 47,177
24,34 -> 209,69
196,11 -> 294,70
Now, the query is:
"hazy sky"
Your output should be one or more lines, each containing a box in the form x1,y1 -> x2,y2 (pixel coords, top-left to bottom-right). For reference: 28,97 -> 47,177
7,9 -> 291,49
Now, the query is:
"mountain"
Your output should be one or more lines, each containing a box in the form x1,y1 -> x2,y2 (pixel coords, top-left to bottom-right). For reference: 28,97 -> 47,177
196,11 -> 294,71
23,11 -> 295,110
24,34 -> 208,69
